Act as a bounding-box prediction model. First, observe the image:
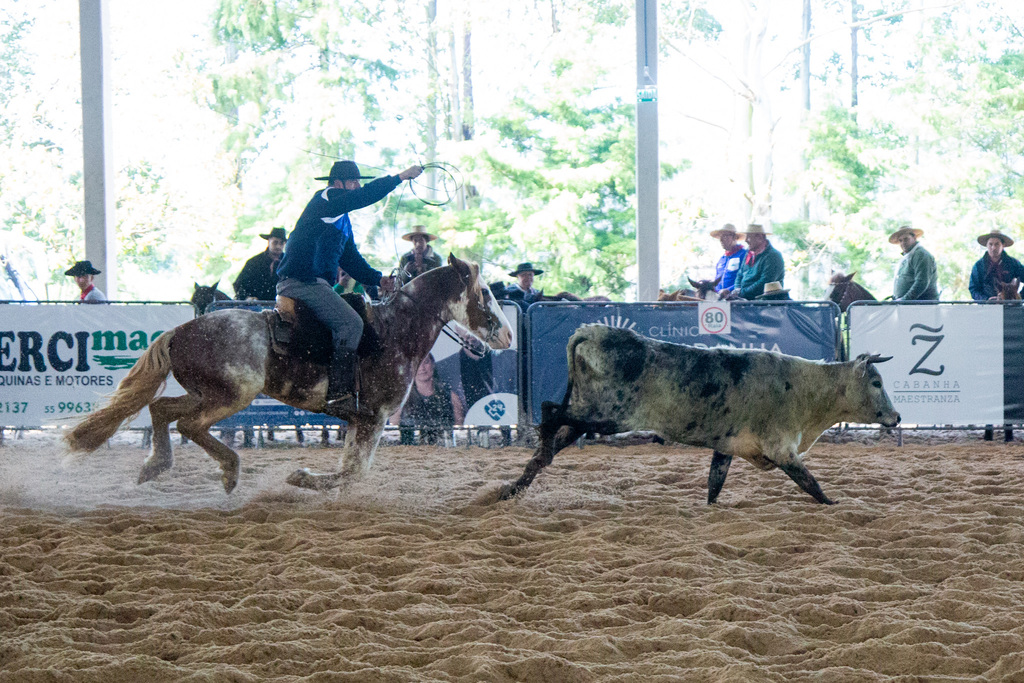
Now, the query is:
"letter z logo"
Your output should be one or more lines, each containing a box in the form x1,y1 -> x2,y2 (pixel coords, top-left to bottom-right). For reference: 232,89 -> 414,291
909,323 -> 944,376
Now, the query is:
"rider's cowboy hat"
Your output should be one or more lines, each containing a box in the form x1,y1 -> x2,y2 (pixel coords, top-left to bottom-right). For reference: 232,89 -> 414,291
259,227 -> 288,241
509,262 -> 544,277
315,160 -> 375,182
888,225 -> 924,244
710,223 -> 743,239
977,230 -> 1014,248
756,281 -> 791,299
744,223 -> 771,236
402,225 -> 438,242
65,260 -> 101,276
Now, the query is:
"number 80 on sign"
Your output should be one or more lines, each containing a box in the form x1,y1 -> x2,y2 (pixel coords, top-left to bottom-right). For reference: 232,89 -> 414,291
698,301 -> 732,335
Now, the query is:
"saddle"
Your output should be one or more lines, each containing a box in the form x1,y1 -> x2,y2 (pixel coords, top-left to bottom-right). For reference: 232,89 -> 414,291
270,294 -> 382,363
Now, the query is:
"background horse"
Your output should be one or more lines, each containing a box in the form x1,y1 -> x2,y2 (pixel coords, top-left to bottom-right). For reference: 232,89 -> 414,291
659,275 -> 721,302
190,281 -> 231,314
997,278 -> 1022,300
826,272 -> 877,313
66,255 -> 513,494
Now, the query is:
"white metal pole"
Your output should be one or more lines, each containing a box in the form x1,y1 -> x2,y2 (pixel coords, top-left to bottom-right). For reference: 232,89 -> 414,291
635,0 -> 659,301
80,0 -> 116,298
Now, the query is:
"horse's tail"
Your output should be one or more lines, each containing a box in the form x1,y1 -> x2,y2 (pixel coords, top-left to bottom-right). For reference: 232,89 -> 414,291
65,329 -> 176,453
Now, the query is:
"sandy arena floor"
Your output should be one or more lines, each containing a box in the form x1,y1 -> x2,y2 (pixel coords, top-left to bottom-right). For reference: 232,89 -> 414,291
2,429 -> 1024,682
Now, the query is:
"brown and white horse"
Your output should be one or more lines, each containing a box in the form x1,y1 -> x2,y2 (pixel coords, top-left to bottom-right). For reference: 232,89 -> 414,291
65,255 -> 513,493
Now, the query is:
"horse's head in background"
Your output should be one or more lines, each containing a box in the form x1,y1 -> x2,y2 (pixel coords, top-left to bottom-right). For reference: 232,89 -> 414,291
191,281 -> 230,315
997,278 -> 1022,300
826,272 -> 877,313
687,275 -> 723,301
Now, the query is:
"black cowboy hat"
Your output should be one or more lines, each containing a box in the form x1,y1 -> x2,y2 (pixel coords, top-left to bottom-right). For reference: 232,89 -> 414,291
509,262 -> 544,277
65,260 -> 101,276
315,160 -> 375,182
259,227 -> 288,241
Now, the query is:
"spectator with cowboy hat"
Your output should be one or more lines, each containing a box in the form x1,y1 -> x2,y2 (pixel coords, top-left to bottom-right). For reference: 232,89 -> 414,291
890,225 -> 938,301
968,229 -> 1024,301
277,159 -> 423,412
65,260 -> 107,303
730,223 -> 785,300
506,262 -> 543,311
398,225 -> 442,282
756,281 -> 791,301
233,227 -> 287,301
710,223 -> 747,293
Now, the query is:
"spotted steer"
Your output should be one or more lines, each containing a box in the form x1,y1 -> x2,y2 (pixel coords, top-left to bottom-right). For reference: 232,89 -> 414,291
500,325 -> 900,505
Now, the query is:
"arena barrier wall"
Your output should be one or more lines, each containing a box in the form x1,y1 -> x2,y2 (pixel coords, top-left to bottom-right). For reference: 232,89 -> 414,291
848,301 -> 1024,426
0,301 -> 194,427
526,301 -> 841,424
208,300 -> 521,429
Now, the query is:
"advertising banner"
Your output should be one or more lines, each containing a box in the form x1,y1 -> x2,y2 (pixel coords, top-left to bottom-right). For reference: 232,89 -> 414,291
527,302 -> 840,423
215,302 -> 520,428
0,304 -> 194,427
848,303 -> 1004,425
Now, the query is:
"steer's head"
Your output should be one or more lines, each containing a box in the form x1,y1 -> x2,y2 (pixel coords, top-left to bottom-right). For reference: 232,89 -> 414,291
848,354 -> 901,428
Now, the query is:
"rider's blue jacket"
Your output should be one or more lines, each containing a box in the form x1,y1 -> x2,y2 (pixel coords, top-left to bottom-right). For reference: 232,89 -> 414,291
277,175 -> 402,286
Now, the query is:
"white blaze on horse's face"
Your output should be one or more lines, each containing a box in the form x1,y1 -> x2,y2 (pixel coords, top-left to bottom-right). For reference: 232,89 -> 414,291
448,264 -> 513,350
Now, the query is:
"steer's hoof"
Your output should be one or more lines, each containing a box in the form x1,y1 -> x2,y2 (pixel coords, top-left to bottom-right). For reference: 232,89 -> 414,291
496,483 -> 518,501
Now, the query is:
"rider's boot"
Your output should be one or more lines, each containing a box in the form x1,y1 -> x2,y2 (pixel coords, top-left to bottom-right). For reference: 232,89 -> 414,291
325,349 -> 358,413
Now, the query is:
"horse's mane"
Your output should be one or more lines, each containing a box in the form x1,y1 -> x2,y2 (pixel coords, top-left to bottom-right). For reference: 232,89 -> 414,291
366,260 -> 473,333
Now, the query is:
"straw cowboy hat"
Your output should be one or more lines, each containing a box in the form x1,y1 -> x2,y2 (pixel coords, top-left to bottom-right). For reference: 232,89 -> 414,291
315,160 -> 374,182
709,223 -> 743,239
888,225 -> 924,244
756,281 -> 791,299
977,230 -> 1014,248
509,262 -> 544,276
402,225 -> 438,242
744,223 -> 771,236
259,227 -> 288,241
65,260 -> 101,276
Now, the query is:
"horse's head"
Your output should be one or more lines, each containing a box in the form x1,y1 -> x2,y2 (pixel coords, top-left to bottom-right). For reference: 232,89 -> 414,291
445,254 -> 513,350
687,275 -> 722,299
191,281 -> 229,315
825,272 -> 875,313
997,278 -> 1022,300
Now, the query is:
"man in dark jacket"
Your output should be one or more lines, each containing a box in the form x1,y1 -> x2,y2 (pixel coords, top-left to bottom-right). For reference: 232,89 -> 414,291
277,159 -> 423,411
233,227 -> 287,301
968,230 -> 1024,300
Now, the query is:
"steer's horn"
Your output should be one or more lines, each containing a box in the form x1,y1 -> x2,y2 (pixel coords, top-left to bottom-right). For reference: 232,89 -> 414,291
865,354 -> 892,364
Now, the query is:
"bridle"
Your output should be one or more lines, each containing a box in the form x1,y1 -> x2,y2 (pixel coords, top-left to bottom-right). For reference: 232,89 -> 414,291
392,284 -> 503,353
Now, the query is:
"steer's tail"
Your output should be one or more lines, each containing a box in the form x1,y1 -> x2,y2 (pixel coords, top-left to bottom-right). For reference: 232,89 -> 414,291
65,329 -> 176,453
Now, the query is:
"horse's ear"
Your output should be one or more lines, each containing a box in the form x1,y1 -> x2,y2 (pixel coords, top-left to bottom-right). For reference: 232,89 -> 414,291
194,282 -> 201,290
448,253 -> 471,283
847,272 -> 857,281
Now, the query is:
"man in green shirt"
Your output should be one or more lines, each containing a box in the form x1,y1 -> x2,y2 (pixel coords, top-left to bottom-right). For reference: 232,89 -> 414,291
890,226 -> 939,301
730,223 -> 785,300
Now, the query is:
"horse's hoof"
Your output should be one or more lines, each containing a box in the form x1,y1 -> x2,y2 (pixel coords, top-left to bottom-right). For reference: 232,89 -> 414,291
222,472 -> 238,494
286,468 -> 311,488
137,460 -> 170,485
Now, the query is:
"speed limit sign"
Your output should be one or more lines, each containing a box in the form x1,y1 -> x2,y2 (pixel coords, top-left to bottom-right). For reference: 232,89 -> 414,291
698,301 -> 732,335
